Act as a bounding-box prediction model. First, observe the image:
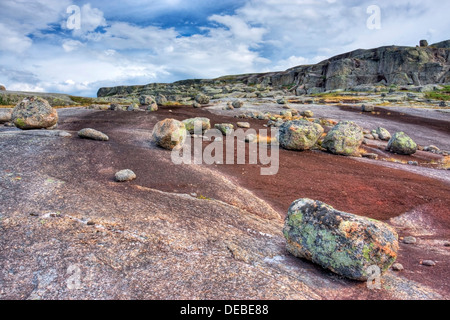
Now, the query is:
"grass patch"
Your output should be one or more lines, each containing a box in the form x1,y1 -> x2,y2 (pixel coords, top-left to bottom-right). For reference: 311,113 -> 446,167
69,96 -> 110,105
424,85 -> 450,101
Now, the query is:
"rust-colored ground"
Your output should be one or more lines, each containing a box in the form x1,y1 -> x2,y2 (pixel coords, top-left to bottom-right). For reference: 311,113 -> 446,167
53,105 -> 450,297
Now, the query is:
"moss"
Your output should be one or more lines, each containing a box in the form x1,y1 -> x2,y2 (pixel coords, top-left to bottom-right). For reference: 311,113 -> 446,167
15,118 -> 26,128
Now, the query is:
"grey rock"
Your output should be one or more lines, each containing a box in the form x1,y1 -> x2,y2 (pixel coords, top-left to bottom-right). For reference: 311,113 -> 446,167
195,94 -> 210,105
376,127 -> 391,141
386,132 -> 417,155
11,97 -> 58,130
302,110 -> 314,118
215,124 -> 235,136
152,119 -> 187,150
392,263 -> 404,271
278,120 -> 324,151
403,236 -> 417,244
362,104 -> 375,112
422,260 -> 436,267
139,95 -> 156,105
284,198 -> 399,281
0,109 -> 12,123
232,100 -> 244,109
115,169 -> 137,182
322,121 -> 364,156
182,117 -> 211,134
237,122 -> 251,129
78,128 -> 109,141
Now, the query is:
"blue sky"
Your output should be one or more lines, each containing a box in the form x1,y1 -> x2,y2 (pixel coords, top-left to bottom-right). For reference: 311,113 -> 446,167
0,0 -> 449,97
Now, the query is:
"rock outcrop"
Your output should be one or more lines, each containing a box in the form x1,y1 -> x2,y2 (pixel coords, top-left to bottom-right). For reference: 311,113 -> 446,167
283,199 -> 399,281
97,40 -> 450,99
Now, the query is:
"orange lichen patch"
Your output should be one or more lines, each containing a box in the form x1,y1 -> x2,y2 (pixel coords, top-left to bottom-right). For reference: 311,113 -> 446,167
256,135 -> 278,144
441,156 -> 450,170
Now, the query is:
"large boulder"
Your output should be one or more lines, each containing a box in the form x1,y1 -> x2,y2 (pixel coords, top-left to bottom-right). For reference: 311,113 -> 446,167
195,94 -> 210,105
182,117 -> 211,134
283,199 -> 399,281
322,121 -> 364,156
0,85 -> 6,91
155,94 -> 168,105
278,120 -> 324,151
11,97 -> 58,130
386,132 -> 417,155
152,119 -> 187,150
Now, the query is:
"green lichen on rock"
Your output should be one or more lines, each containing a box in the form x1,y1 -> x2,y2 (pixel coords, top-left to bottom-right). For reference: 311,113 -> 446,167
283,198 -> 399,281
386,132 -> 417,155
182,117 -> 211,134
278,120 -> 324,151
152,119 -> 187,150
322,121 -> 364,156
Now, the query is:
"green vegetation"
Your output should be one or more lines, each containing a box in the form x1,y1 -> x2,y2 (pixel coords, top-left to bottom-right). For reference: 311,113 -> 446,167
425,85 -> 450,101
69,96 -> 110,105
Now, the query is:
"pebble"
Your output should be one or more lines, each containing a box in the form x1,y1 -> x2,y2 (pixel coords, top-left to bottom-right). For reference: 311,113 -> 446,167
392,263 -> 404,271
422,260 -> 436,267
403,236 -> 417,244
115,169 -> 137,182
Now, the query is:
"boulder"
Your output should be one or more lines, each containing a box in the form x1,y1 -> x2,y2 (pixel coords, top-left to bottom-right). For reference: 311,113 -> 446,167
155,95 -> 168,105
215,124 -> 235,136
283,198 -> 399,281
115,170 -> 137,182
322,121 -> 364,156
195,94 -> 210,105
139,95 -> 156,105
376,127 -> 391,141
78,128 -> 109,141
302,110 -> 314,118
232,100 -> 245,109
0,109 -> 12,123
278,120 -> 324,151
11,97 -> 58,130
147,103 -> 158,112
386,132 -> 417,155
362,104 -> 375,112
182,117 -> 211,134
152,119 -> 187,150
0,85 -> 6,91
193,102 -> 202,108
420,40 -> 429,47
277,98 -> 287,105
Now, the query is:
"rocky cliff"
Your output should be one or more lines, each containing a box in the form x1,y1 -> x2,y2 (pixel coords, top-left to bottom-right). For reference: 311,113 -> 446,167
97,40 -> 450,99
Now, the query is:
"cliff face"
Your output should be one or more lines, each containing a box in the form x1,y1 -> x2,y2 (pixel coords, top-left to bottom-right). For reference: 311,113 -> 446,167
97,40 -> 450,98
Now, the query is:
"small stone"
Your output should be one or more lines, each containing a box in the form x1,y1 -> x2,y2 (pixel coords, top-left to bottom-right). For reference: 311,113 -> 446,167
422,260 -> 436,267
87,221 -> 96,226
302,110 -> 314,118
362,153 -> 378,160
392,263 -> 404,271
232,100 -> 244,109
78,128 -> 109,141
115,169 -> 137,182
408,161 -> 419,166
443,242 -> 450,247
362,104 -> 375,112
237,122 -> 251,129
403,236 -> 417,244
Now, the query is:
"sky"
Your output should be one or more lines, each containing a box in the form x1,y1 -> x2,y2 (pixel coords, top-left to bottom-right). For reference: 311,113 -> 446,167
0,0 -> 449,97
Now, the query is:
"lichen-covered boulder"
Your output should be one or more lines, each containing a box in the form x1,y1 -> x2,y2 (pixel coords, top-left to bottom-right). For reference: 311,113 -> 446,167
155,94 -> 168,105
182,117 -> 211,134
147,103 -> 158,112
376,127 -> 391,141
195,94 -> 210,105
362,104 -> 375,112
11,97 -> 58,130
152,119 -> 187,150
283,199 -> 399,281
322,121 -> 364,156
302,110 -> 314,118
139,95 -> 156,105
215,124 -> 234,136
78,128 -> 109,141
278,120 -> 324,151
386,132 -> 417,155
